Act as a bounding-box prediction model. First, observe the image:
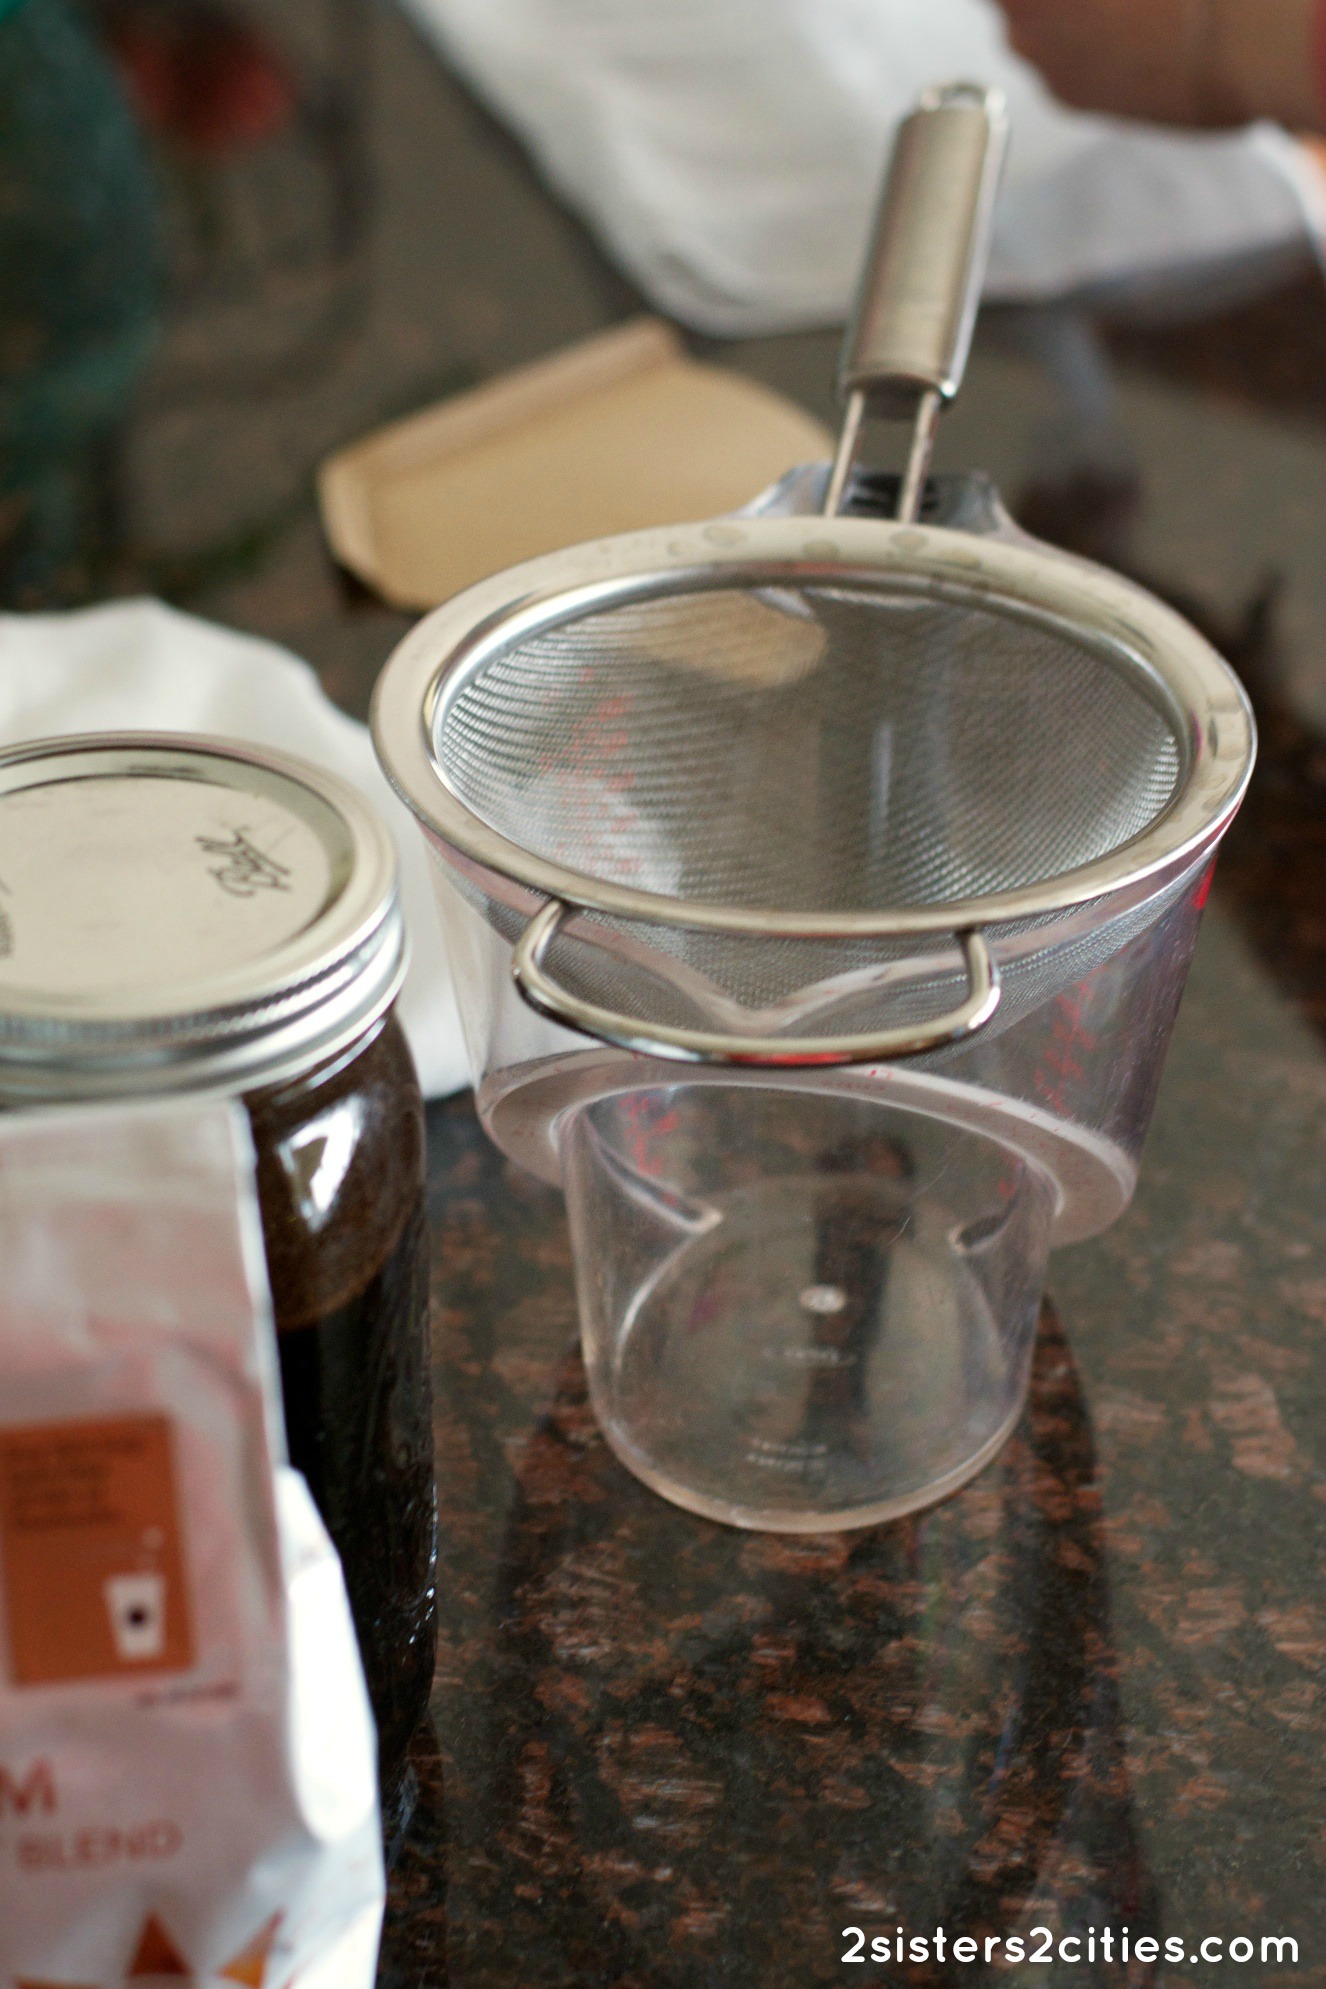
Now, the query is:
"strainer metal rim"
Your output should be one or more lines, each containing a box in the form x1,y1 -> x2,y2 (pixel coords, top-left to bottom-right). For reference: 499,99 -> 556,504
371,514 -> 1255,940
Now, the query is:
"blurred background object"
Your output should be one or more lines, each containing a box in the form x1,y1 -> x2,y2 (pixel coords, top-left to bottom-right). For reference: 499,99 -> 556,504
0,0 -> 158,604
5,0 -> 1323,685
317,317 -> 833,610
94,0 -> 372,409
0,0 -> 374,612
107,0 -> 299,155
395,0 -> 1326,335
1000,0 -> 1326,133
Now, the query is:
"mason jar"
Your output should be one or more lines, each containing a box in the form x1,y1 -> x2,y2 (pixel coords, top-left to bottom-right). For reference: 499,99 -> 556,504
0,732 -> 436,1831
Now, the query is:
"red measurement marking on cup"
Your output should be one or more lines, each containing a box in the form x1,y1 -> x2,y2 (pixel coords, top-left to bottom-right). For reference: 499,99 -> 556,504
686,1287 -> 727,1338
1032,984 -> 1100,1120
618,1091 -> 680,1175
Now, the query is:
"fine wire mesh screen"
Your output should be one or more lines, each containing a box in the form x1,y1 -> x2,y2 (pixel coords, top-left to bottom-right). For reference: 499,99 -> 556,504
437,582 -> 1183,917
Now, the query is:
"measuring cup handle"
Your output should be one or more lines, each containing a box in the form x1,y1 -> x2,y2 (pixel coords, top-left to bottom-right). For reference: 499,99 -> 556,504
511,901 -> 1001,1068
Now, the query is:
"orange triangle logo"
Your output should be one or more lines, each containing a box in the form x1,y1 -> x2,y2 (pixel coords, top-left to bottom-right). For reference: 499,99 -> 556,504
218,1914 -> 283,1987
127,1916 -> 191,1978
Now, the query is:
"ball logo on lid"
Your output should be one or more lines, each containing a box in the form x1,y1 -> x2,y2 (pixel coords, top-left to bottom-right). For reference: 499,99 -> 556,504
195,828 -> 293,901
0,776 -> 330,1000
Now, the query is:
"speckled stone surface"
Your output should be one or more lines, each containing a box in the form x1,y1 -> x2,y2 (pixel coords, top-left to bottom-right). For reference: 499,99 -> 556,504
379,882 -> 1326,1986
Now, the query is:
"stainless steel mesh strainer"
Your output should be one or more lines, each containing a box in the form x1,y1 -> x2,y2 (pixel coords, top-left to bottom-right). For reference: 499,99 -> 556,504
438,586 -> 1182,909
373,86 -> 1254,1071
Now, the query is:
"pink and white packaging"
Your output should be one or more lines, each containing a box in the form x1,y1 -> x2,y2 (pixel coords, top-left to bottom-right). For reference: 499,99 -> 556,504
0,1099 -> 386,1989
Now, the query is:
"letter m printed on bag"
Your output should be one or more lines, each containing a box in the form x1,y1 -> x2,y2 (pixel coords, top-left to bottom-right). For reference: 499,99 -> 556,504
0,1759 -> 56,1817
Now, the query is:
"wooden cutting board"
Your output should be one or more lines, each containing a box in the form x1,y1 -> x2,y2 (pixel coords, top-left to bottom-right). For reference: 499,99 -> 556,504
317,318 -> 833,610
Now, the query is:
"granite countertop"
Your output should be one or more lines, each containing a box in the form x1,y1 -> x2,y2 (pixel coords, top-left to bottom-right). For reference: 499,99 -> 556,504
382,873 -> 1326,1985
73,0 -> 1326,1978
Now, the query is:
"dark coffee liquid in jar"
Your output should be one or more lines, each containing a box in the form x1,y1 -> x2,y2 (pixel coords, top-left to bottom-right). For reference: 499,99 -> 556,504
0,733 -> 436,1827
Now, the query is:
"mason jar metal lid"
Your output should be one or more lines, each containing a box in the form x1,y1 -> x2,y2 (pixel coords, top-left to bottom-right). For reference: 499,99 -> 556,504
0,734 -> 407,1101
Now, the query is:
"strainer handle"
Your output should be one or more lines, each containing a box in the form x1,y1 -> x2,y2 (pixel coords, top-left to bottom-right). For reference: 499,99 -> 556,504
825,83 -> 1009,520
511,901 -> 1001,1068
840,82 -> 1007,410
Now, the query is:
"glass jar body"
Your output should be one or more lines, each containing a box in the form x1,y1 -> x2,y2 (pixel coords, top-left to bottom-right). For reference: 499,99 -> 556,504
245,1009 -> 435,1821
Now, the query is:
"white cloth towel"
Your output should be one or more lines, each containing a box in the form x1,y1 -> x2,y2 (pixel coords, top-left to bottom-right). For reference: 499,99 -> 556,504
0,599 -> 467,1098
399,0 -> 1326,335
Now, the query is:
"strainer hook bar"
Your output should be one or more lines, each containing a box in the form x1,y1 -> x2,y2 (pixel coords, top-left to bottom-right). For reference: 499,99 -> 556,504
512,900 -> 1001,1068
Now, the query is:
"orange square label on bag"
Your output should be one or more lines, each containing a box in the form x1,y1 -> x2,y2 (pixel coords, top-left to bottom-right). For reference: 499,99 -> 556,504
0,1414 -> 193,1686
